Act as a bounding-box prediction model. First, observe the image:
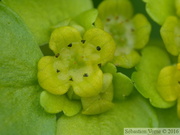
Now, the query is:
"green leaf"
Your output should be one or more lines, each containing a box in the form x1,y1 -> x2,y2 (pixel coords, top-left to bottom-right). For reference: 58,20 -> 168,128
156,106 -> 180,127
0,86 -> 56,135
2,0 -> 93,45
56,93 -> 159,135
132,45 -> 175,108
0,7 -> 42,87
133,14 -> 151,49
101,62 -> 134,100
160,16 -> 180,56
143,0 -> 176,25
98,0 -> 133,20
113,50 -> 141,68
113,73 -> 134,100
40,91 -> 81,116
0,3 -> 56,135
176,0 -> 180,16
101,63 -> 117,74
72,9 -> 99,31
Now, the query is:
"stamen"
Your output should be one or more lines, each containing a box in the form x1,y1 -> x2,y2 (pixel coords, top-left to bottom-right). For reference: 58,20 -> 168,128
81,40 -> 86,44
55,53 -> 60,58
83,73 -> 88,77
98,63 -> 102,67
96,46 -> 101,51
68,43 -> 72,47
56,69 -> 60,73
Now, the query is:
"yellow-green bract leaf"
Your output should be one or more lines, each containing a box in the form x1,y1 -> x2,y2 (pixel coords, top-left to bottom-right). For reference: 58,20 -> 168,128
157,65 -> 180,102
0,3 -> 55,135
71,65 -> 103,97
132,45 -> 175,108
50,26 -> 82,54
2,0 -> 93,45
113,73 -> 133,100
56,94 -> 159,135
98,0 -> 133,20
156,106 -> 180,127
178,98 -> 180,118
72,9 -> 99,31
81,73 -> 114,115
101,63 -> 133,99
133,14 -> 151,49
113,50 -> 141,68
157,64 -> 180,118
176,0 -> 180,16
160,16 -> 180,56
143,0 -> 176,25
83,28 -> 116,65
101,63 -> 117,74
38,56 -> 70,95
40,91 -> 81,116
67,87 -> 81,100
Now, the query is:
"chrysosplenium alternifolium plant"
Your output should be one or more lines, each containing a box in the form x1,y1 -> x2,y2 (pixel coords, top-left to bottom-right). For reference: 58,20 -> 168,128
1,0 -> 180,134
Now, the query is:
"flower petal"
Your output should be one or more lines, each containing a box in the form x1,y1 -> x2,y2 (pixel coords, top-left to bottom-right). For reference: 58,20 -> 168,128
40,91 -> 81,116
81,73 -> 114,115
157,65 -> 180,102
83,28 -> 116,65
38,56 -> 70,95
71,65 -> 103,97
160,16 -> 180,56
49,26 -> 82,53
133,14 -> 151,49
113,50 -> 141,68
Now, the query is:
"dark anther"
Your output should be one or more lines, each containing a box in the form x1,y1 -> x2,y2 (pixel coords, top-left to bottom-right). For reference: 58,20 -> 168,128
83,73 -> 88,77
68,43 -> 72,47
106,18 -> 111,22
55,53 -> 60,58
178,81 -> 180,84
98,63 -> 102,67
115,16 -> 119,20
131,28 -> 135,32
56,69 -> 60,73
69,78 -> 73,81
96,46 -> 101,51
92,22 -> 95,26
81,40 -> 86,44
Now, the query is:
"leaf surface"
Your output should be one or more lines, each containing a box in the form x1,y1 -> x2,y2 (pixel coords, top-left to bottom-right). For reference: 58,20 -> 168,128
3,0 -> 93,45
56,93 -> 159,135
0,4 -> 56,135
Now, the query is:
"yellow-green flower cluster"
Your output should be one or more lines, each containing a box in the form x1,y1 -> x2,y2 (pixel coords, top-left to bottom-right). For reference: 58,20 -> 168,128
38,26 -> 116,116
